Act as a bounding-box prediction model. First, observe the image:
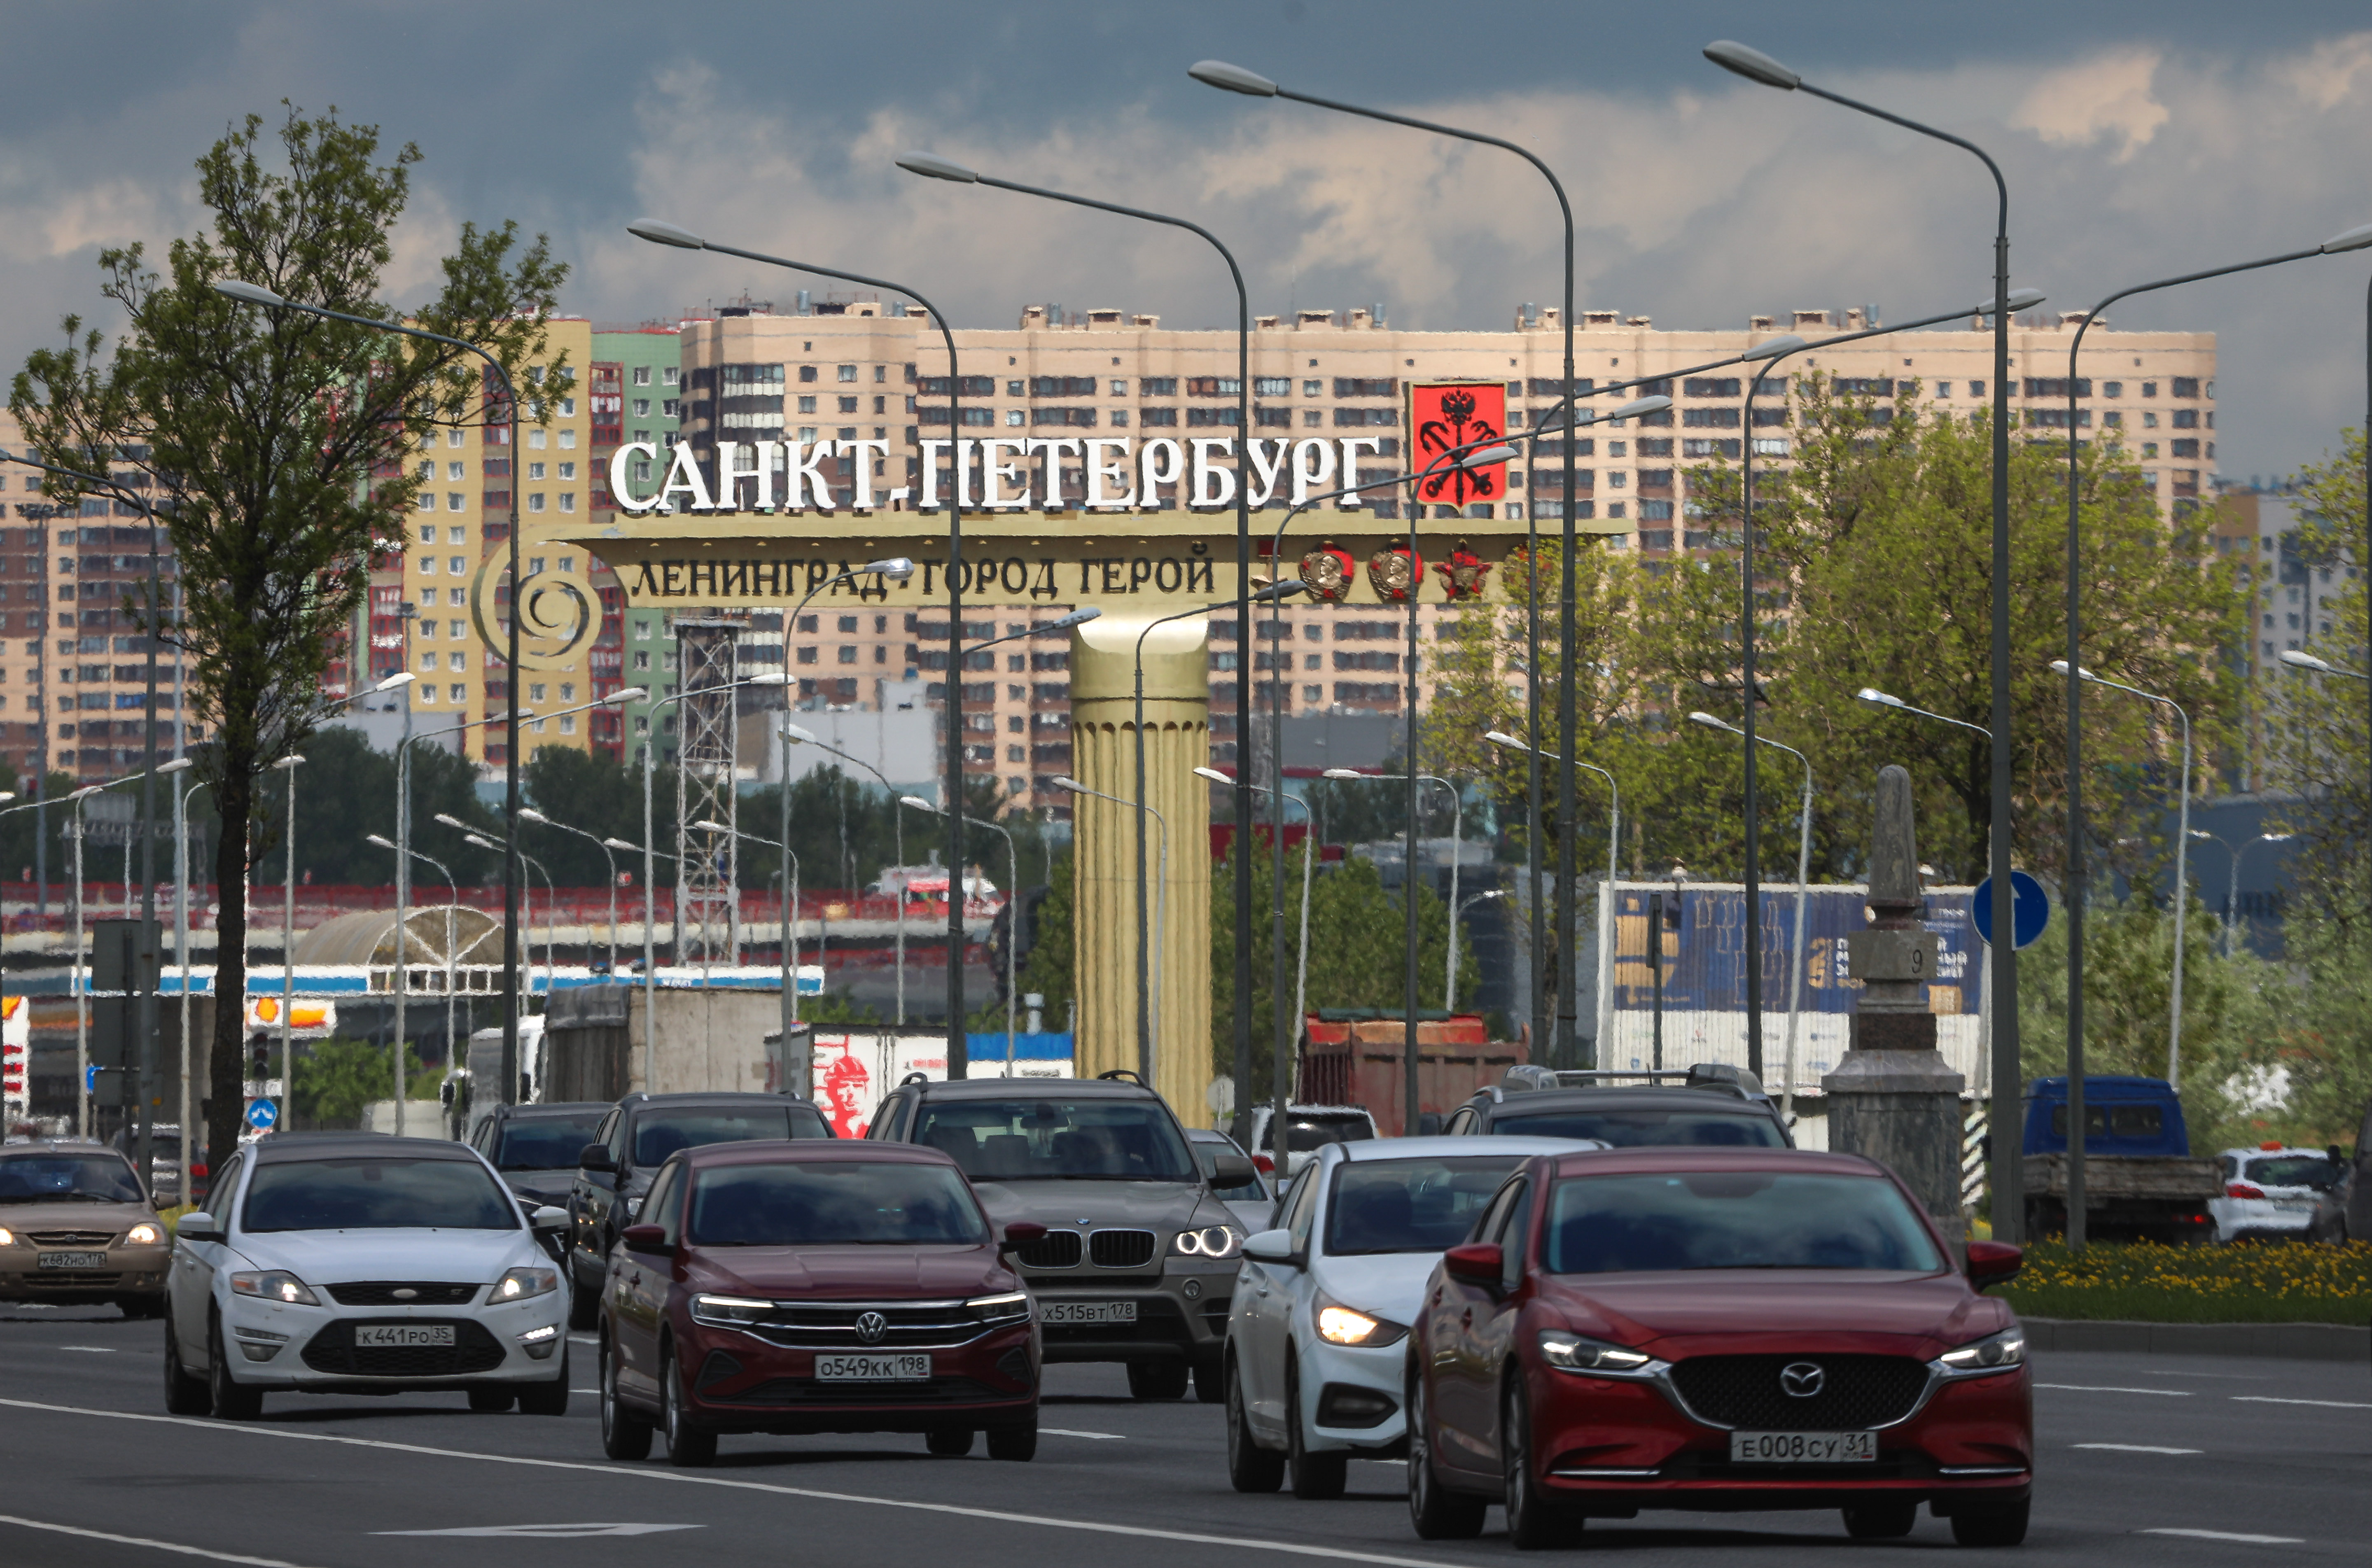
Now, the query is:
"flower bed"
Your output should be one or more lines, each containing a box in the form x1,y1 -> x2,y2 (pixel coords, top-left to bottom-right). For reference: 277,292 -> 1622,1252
1994,1238 -> 2372,1324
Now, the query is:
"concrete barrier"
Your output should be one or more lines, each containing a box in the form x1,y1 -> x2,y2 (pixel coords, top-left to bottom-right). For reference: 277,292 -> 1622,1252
2023,1316 -> 2371,1363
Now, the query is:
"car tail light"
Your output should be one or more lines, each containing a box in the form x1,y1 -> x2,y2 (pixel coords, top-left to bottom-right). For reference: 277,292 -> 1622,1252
2226,1181 -> 2265,1199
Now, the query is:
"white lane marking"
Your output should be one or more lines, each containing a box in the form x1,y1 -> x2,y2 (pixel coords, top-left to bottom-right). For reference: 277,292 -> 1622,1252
0,1511 -> 317,1566
573,1388 -> 601,1395
2231,1395 -> 2372,1410
1044,1428 -> 1126,1440
569,1334 -> 598,1345
59,1346 -> 117,1353
2141,1528 -> 2304,1545
2036,1383 -> 2192,1396
2074,1444 -> 2202,1455
0,1397 -> 1466,1568
376,1524 -> 700,1538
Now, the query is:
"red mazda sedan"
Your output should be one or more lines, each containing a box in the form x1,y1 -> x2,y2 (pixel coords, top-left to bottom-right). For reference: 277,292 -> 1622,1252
597,1140 -> 1044,1466
1407,1148 -> 2030,1548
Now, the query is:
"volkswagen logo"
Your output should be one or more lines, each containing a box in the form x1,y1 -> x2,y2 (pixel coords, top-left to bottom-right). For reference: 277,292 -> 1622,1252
1780,1361 -> 1826,1398
854,1311 -> 889,1345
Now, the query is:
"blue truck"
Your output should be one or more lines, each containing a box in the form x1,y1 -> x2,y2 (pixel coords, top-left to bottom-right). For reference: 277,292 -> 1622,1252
2020,1076 -> 2220,1243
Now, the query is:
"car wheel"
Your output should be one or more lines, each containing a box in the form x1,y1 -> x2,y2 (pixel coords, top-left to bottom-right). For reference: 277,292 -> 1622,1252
1286,1358 -> 1347,1500
517,1344 -> 570,1417
1226,1351 -> 1285,1493
1843,1500 -> 1919,1539
986,1416 -> 1038,1462
599,1336 -> 653,1461
163,1317 -> 208,1416
1949,1498 -> 2031,1547
1126,1358 -> 1190,1401
1407,1363 -> 1486,1540
468,1386 -> 516,1413
1192,1350 -> 1225,1405
662,1347 -> 717,1468
206,1313 -> 263,1422
1502,1378 -> 1578,1549
926,1427 -> 976,1457
567,1265 -> 600,1332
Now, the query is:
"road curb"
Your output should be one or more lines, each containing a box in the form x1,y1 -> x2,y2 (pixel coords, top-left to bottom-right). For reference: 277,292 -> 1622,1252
2024,1316 -> 2370,1363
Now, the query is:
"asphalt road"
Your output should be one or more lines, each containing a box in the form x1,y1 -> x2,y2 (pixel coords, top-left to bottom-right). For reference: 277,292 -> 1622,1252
0,1304 -> 2366,1565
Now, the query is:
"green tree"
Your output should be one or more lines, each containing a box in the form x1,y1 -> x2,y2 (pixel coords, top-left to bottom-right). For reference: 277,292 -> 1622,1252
10,106 -> 566,1172
521,745 -> 654,886
292,1036 -> 428,1128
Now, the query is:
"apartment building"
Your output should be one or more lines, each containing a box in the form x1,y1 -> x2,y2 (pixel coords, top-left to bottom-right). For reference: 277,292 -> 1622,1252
592,323 -> 686,765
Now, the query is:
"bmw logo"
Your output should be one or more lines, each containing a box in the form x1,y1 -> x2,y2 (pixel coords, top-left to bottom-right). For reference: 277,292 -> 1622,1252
854,1311 -> 889,1344
1780,1362 -> 1826,1398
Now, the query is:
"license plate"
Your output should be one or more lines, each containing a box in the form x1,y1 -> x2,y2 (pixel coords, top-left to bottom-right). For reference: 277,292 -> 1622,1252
353,1324 -> 455,1348
2274,1199 -> 2314,1213
1730,1430 -> 1877,1464
1039,1300 -> 1137,1325
37,1253 -> 107,1270
815,1353 -> 931,1381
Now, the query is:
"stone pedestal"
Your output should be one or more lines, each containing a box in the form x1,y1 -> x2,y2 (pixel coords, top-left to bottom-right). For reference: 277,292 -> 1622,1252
1823,765 -> 1966,1238
1068,614 -> 1212,1119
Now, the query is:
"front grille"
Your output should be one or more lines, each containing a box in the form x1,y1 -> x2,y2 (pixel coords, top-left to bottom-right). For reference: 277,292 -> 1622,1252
326,1282 -> 480,1307
1089,1229 -> 1156,1269
710,1375 -> 1010,1407
25,1272 -> 123,1288
1015,1230 -> 1082,1270
28,1230 -> 117,1247
1667,1354 -> 1930,1432
740,1300 -> 1005,1351
696,1351 -> 745,1391
299,1319 -> 506,1377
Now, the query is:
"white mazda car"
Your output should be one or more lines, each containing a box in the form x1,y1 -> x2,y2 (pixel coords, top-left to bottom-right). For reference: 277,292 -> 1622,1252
163,1132 -> 573,1419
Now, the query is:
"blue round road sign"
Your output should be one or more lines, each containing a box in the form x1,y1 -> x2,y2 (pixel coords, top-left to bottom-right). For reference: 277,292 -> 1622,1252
1973,871 -> 2050,950
245,1098 -> 279,1131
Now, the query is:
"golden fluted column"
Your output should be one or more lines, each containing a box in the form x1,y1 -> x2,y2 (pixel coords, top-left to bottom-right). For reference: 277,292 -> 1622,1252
1069,613 -> 1212,1119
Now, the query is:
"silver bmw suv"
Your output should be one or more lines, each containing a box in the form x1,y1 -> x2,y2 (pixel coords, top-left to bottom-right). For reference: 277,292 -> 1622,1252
865,1071 -> 1255,1402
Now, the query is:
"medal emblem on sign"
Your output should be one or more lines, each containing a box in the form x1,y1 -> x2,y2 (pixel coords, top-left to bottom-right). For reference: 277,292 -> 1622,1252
1298,543 -> 1353,602
1441,540 -> 1491,600
1366,546 -> 1424,602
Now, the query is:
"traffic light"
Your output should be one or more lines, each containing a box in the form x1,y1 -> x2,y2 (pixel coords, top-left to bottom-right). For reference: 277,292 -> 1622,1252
250,1036 -> 271,1078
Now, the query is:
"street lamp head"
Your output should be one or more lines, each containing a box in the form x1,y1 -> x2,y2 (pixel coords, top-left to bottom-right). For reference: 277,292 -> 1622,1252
864,557 -> 916,579
1977,287 -> 2049,316
1321,768 -> 1365,780
602,838 -> 642,852
68,784 -> 105,802
1703,40 -> 1801,91
1687,710 -> 1742,735
2049,660 -> 2099,680
1742,334 -> 1807,361
433,813 -> 470,831
782,722 -> 816,744
626,219 -> 706,250
0,792 -> 13,804
1191,766 -> 1232,784
743,672 -> 789,688
1605,394 -> 1673,423
899,795 -> 940,813
517,808 -> 549,825
1482,729 -> 1528,750
896,150 -> 981,183
693,819 -> 731,835
605,686 -> 650,703
2187,828 -> 2214,841
2261,832 -> 2295,844
2278,649 -> 2334,673
464,834 -> 497,851
159,757 -> 195,775
2321,222 -> 2372,254
373,671 -> 417,692
365,833 -> 395,850
1249,580 -> 1307,603
1856,687 -> 1907,709
271,754 -> 306,771
1188,59 -> 1280,96
212,278 -> 287,308
1461,443 -> 1520,466
1051,776 -> 1088,795
1038,607 -> 1101,634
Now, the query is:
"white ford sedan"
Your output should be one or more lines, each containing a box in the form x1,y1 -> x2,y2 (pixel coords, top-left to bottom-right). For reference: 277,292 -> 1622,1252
1223,1134 -> 1589,1499
163,1132 -> 573,1420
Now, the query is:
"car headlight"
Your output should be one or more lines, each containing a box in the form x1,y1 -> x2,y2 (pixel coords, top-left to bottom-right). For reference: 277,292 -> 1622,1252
1314,1292 -> 1408,1347
491,1266 -> 559,1303
690,1293 -> 774,1329
1934,1327 -> 2026,1377
0,1227 -> 15,1247
1537,1330 -> 1654,1374
1173,1224 -> 1244,1259
229,1270 -> 320,1305
967,1290 -> 1031,1324
125,1223 -> 163,1246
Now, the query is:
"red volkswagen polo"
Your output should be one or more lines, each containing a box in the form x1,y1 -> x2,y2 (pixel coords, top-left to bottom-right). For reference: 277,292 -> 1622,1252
1407,1148 -> 2030,1549
597,1140 -> 1044,1466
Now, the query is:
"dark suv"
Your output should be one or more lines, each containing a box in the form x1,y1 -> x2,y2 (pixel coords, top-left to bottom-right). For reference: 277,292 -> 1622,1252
1438,1065 -> 1793,1148
866,1071 -> 1256,1401
565,1092 -> 831,1328
471,1101 -> 610,1210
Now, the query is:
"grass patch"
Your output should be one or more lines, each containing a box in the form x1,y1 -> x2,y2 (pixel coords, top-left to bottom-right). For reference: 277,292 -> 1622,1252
1995,1238 -> 2372,1325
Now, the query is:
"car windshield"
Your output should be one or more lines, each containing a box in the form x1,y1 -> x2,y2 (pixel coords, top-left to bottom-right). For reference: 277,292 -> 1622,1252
1193,1139 -> 1269,1202
689,1161 -> 989,1246
633,1106 -> 822,1167
915,1099 -> 1198,1182
243,1157 -> 519,1232
1326,1156 -> 1527,1255
1546,1171 -> 1942,1274
1259,1113 -> 1374,1154
2247,1155 -> 2336,1189
496,1112 -> 607,1171
1496,1108 -> 1785,1148
0,1154 -> 145,1204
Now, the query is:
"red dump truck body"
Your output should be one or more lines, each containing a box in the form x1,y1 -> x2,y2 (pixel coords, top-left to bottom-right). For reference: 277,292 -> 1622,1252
1295,1013 -> 1529,1138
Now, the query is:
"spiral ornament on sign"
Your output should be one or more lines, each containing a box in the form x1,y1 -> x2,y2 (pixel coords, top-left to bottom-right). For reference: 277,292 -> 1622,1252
469,525 -> 596,672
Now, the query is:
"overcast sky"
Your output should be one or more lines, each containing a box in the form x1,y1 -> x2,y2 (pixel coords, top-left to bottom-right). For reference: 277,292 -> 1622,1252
5,1 -> 2371,481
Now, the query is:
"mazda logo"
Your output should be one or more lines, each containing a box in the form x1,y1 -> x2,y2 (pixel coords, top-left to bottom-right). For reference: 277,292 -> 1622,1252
854,1311 -> 889,1344
1780,1362 -> 1826,1398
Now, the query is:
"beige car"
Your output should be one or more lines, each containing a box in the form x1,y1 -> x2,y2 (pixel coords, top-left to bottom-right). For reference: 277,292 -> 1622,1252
0,1140 -> 171,1316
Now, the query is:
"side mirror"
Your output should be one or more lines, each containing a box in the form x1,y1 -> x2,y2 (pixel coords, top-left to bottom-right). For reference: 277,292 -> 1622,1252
1966,1240 -> 2023,1289
1242,1227 -> 1295,1265
620,1223 -> 668,1255
529,1205 -> 570,1233
1209,1152 -> 1257,1188
579,1143 -> 617,1174
1443,1241 -> 1503,1286
997,1220 -> 1048,1254
1415,1113 -> 1444,1137
176,1212 -> 223,1244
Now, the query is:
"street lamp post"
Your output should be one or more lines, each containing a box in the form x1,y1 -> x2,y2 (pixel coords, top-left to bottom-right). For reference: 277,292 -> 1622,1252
270,754 -> 304,1122
2189,829 -> 2294,957
1326,768 -> 1467,1010
367,833 -> 459,1122
1199,767 -> 1314,1139
2053,224 -> 2372,1249
1485,730 -> 1619,1062
693,819 -> 802,1092
1690,712 -> 1815,1118
1054,775 -> 1169,1084
903,798 -> 1020,1077
784,723 -> 909,1025
520,808 -> 620,973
